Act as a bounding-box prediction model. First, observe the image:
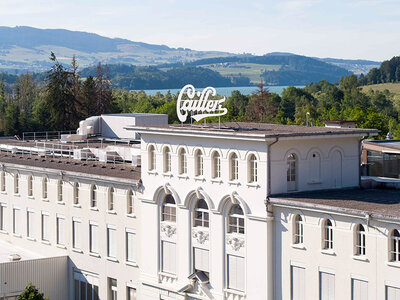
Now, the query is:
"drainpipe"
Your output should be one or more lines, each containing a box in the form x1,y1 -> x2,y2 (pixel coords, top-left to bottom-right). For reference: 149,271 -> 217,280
266,137 -> 278,300
359,134 -> 370,188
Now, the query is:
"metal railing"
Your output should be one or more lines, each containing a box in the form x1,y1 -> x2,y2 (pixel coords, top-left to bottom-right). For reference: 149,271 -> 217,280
22,131 -> 74,141
0,143 -> 138,167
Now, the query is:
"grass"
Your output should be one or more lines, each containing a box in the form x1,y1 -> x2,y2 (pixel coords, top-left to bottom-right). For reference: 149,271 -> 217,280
361,83 -> 400,94
199,63 -> 281,84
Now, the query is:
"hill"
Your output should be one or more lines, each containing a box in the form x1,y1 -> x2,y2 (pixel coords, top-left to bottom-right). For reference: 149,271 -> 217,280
161,54 -> 352,85
317,58 -> 380,75
0,26 -> 233,73
361,83 -> 400,94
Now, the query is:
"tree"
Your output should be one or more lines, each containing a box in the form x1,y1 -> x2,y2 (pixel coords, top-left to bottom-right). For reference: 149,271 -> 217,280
44,52 -> 80,130
80,76 -> 98,118
95,63 -> 113,115
4,103 -> 21,136
17,283 -> 48,300
245,82 -> 280,123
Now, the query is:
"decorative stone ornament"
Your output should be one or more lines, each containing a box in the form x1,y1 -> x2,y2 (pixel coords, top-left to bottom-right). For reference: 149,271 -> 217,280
161,223 -> 176,237
192,229 -> 209,244
226,236 -> 245,251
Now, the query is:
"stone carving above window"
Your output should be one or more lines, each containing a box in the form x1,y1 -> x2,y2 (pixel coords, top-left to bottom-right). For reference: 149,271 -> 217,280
192,229 -> 209,244
226,236 -> 245,251
161,223 -> 176,238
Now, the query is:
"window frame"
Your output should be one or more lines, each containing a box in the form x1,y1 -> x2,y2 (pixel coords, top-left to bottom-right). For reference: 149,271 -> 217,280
293,214 -> 304,244
195,149 -> 204,177
230,153 -> 239,181
178,148 -> 187,175
73,182 -> 79,205
248,154 -> 258,183
90,185 -> 97,208
127,190 -> 134,215
390,229 -> 400,262
355,224 -> 366,256
193,198 -> 209,228
108,187 -> 115,212
27,175 -> 33,197
14,173 -> 19,194
212,151 -> 221,179
322,219 -> 333,250
227,204 -> 245,234
42,177 -> 48,199
148,145 -> 156,171
163,146 -> 171,173
161,194 -> 176,223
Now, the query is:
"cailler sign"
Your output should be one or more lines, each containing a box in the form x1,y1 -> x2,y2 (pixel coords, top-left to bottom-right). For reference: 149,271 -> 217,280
177,84 -> 228,122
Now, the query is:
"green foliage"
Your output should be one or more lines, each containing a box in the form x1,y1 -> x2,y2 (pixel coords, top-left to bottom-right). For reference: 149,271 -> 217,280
17,283 -> 48,300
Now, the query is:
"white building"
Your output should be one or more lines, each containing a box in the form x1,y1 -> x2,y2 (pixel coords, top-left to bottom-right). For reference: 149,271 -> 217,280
0,118 -> 399,300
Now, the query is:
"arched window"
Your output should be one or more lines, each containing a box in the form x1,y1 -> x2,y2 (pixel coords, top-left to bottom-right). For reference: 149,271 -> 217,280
195,150 -> 204,177
162,194 -> 176,222
179,148 -> 187,175
194,199 -> 209,228
57,180 -> 63,202
212,151 -> 221,179
323,219 -> 333,250
14,173 -> 19,194
148,145 -> 156,171
1,171 -> 5,192
127,190 -> 134,215
163,147 -> 171,173
248,154 -> 258,183
287,153 -> 297,191
90,185 -> 97,208
108,187 -> 115,211
73,182 -> 79,205
230,153 -> 239,181
27,175 -> 33,196
293,215 -> 303,244
355,224 -> 366,256
42,177 -> 48,199
390,229 -> 400,262
228,204 -> 244,234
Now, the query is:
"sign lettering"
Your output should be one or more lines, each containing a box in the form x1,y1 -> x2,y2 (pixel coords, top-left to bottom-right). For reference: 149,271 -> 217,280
177,84 -> 228,122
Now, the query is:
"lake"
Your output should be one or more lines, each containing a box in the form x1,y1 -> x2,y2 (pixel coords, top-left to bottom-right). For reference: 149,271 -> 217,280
131,85 -> 304,96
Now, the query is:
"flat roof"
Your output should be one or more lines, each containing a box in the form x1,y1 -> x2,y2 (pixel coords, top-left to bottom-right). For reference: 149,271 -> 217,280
269,188 -> 400,220
131,122 -> 378,139
0,152 -> 141,181
0,239 -> 43,263
364,140 -> 400,153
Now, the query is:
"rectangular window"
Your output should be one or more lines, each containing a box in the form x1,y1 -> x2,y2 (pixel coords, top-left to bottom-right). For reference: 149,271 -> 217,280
74,278 -> 99,300
227,254 -> 245,292
291,265 -> 305,300
13,208 -> 21,235
73,219 -> 81,250
193,247 -> 209,274
57,216 -> 66,246
127,287 -> 136,300
161,241 -> 176,274
108,278 -> 117,300
0,203 -> 6,231
352,279 -> 367,300
89,223 -> 99,254
319,272 -> 335,300
126,230 -> 136,263
386,285 -> 400,300
107,226 -> 117,258
27,210 -> 34,238
41,212 -> 50,242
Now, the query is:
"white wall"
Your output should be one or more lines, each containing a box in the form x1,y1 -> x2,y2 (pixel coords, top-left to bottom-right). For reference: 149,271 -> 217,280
274,206 -> 400,300
0,167 -> 140,300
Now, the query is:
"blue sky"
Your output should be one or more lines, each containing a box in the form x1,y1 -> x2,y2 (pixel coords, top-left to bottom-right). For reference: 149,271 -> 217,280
0,0 -> 399,60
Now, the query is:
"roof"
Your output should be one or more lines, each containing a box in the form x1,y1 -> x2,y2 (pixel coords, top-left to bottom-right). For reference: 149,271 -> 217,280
0,152 -> 141,182
269,188 -> 400,220
130,122 -> 378,139
364,139 -> 400,154
0,239 -> 43,263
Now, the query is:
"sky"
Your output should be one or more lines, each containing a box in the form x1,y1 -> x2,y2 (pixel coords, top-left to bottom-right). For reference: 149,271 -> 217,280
0,0 -> 399,61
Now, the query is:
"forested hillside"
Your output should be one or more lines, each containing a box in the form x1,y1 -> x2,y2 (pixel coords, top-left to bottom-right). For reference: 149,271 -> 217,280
360,56 -> 400,85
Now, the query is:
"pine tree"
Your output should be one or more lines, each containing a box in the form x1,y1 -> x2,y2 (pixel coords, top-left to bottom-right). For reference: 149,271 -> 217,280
44,52 -> 80,130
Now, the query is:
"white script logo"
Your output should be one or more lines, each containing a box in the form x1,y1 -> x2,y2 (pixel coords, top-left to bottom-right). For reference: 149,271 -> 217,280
177,84 -> 228,122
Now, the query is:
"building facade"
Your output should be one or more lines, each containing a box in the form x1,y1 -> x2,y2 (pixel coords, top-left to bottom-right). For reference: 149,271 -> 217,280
0,120 -> 399,300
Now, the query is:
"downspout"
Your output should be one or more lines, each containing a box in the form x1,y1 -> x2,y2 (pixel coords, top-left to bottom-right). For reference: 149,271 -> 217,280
265,136 -> 278,300
359,133 -> 370,188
